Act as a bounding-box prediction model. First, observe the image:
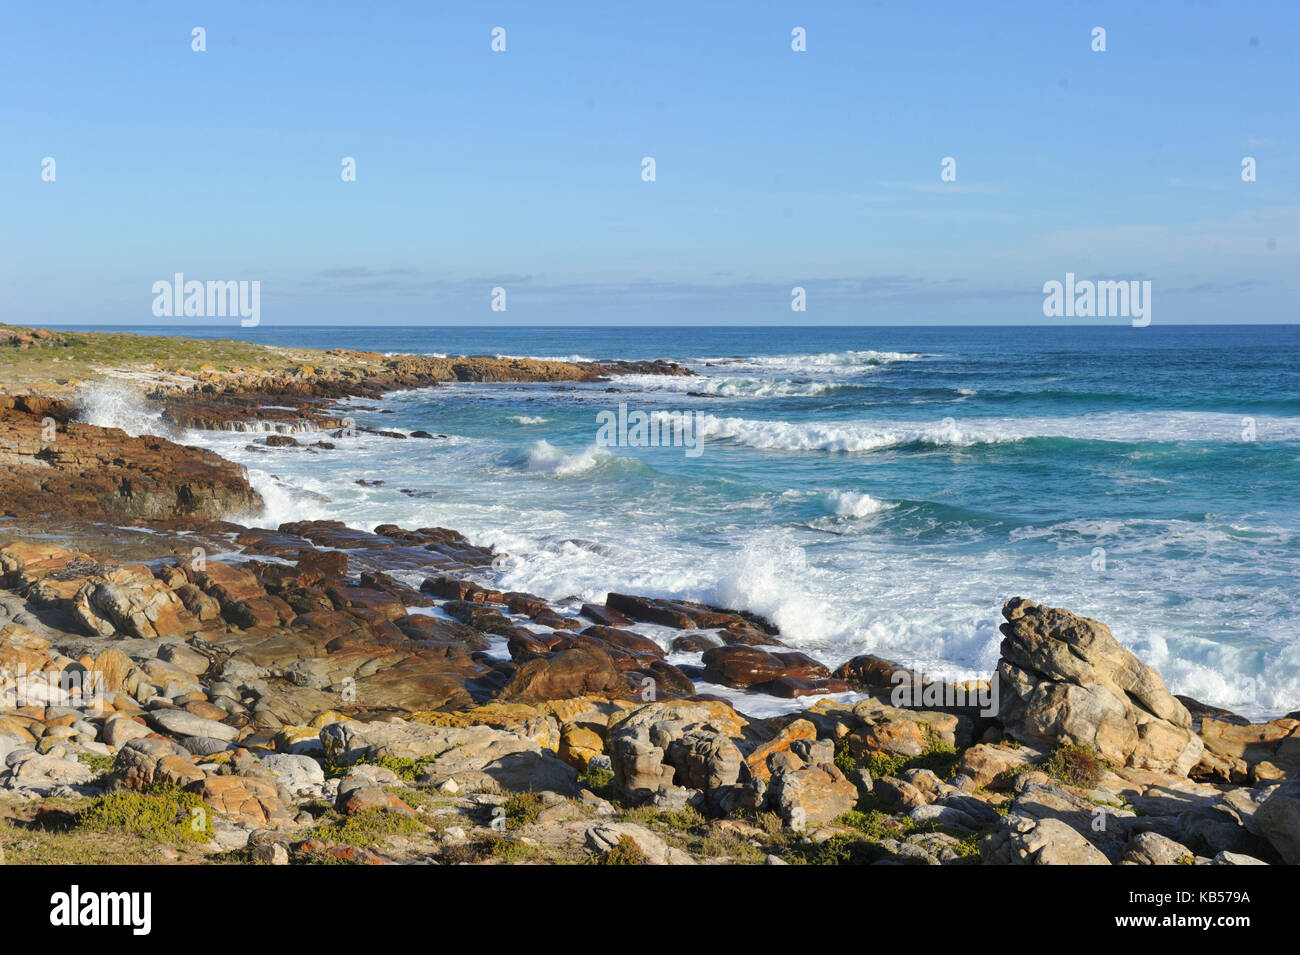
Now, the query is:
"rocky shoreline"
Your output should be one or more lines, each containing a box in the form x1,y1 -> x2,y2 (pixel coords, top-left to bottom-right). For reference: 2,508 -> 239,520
1,325 -> 1296,866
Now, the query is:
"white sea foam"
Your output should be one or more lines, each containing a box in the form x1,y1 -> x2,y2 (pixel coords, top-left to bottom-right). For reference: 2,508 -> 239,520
74,384 -> 163,437
508,415 -> 550,425
824,490 -> 893,518
153,377 -> 1300,721
616,373 -> 837,398
693,411 -> 1300,453
699,349 -> 927,371
520,440 -> 611,476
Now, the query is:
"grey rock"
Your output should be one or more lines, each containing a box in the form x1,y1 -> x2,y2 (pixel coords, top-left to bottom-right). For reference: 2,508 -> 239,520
260,753 -> 325,795
1254,779 -> 1300,864
1211,850 -> 1268,865
584,822 -> 695,865
981,813 -> 1111,865
147,709 -> 239,742
1121,830 -> 1193,865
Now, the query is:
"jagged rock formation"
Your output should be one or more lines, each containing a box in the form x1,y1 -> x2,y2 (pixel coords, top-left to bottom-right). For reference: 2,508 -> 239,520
996,597 -> 1203,776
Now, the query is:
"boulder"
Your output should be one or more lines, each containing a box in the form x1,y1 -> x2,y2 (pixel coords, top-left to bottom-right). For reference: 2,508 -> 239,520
769,761 -> 858,827
1122,831 -> 1193,865
497,647 -> 624,703
194,775 -> 295,828
700,645 -> 830,690
1254,779 -> 1300,864
981,814 -> 1111,865
997,598 -> 1202,775
147,709 -> 240,742
112,737 -> 205,790
584,822 -> 695,865
320,719 -> 579,795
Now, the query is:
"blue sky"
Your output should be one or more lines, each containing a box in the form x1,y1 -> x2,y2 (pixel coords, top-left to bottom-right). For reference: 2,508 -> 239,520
1,1 -> 1297,326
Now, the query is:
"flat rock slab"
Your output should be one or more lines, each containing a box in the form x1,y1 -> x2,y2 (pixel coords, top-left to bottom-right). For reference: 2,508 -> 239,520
147,708 -> 240,741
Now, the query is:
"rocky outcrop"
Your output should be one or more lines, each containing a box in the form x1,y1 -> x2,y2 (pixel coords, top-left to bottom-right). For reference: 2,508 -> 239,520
0,494 -> 1294,865
0,396 -> 262,521
996,597 -> 1203,776
1195,716 -> 1300,783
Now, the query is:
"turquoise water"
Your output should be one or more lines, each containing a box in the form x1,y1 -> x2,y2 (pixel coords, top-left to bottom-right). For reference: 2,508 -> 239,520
75,324 -> 1300,717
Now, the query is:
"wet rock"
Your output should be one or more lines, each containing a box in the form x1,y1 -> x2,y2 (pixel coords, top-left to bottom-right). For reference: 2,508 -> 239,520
671,633 -> 723,653
700,645 -> 830,690
580,603 -> 632,628
579,625 -> 665,658
0,399 -> 263,521
636,660 -> 695,699
755,676 -> 849,698
497,647 -> 624,704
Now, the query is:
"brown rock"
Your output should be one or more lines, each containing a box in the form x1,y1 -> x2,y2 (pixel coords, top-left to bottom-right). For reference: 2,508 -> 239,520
700,645 -> 830,689
498,647 -> 626,704
194,775 -> 295,828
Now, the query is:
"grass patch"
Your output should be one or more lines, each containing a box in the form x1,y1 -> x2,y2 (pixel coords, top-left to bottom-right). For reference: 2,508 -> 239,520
502,792 -> 543,830
794,834 -> 891,866
76,787 -> 211,845
479,832 -> 541,863
858,726 -> 962,782
593,835 -> 649,865
833,737 -> 856,775
77,752 -> 117,781
695,829 -> 766,864
578,766 -> 615,796
1042,744 -> 1106,789
311,809 -> 424,848
836,808 -> 916,841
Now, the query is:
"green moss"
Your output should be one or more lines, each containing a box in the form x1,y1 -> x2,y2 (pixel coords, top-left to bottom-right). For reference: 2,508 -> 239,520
951,830 -> 986,859
864,751 -> 909,779
77,787 -> 211,845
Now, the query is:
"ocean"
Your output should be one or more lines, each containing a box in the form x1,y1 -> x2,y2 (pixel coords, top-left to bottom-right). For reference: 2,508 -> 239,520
74,324 -> 1300,719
